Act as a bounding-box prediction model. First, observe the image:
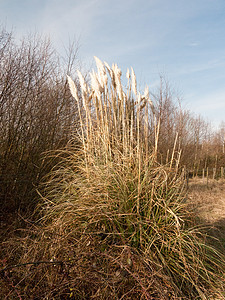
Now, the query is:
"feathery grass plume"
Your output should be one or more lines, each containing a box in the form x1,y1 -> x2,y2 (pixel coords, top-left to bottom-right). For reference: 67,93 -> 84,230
67,75 -> 79,102
131,67 -> 137,96
67,75 -> 85,147
112,63 -> 123,99
77,70 -> 88,105
94,56 -> 107,88
126,68 -> 130,80
90,70 -> 103,95
5,57 -> 224,299
103,61 -> 111,75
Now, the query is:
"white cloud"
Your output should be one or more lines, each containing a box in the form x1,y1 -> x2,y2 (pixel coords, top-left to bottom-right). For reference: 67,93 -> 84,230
175,58 -> 225,77
188,42 -> 200,47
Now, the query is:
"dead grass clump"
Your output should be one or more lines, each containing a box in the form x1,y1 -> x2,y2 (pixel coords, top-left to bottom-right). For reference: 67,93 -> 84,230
1,58 -> 225,299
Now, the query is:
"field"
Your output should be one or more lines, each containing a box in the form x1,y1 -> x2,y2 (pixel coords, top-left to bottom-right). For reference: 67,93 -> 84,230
188,179 -> 225,252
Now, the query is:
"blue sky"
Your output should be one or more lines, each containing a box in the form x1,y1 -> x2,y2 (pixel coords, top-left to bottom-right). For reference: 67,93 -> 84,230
1,0 -> 225,128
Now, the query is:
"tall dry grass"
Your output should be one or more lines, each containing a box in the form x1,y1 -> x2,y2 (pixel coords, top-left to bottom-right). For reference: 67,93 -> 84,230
1,57 -> 225,299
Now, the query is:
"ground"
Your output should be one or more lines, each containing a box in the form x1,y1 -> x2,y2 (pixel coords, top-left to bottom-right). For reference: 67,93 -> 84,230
188,178 -> 225,251
1,178 -> 225,299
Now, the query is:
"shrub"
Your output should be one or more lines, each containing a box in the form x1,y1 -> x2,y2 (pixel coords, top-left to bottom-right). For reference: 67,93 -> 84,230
0,28 -> 80,213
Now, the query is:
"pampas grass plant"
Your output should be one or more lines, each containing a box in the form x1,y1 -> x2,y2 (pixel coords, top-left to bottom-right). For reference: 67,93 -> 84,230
1,57 -> 225,299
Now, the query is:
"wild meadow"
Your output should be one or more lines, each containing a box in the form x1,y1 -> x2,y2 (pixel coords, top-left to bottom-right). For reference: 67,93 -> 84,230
0,29 -> 225,299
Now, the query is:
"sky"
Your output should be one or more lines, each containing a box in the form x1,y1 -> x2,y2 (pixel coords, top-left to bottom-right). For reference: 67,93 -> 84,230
1,0 -> 225,129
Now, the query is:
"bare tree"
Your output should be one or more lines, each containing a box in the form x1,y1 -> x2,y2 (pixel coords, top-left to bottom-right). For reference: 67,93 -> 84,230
0,28 -> 80,213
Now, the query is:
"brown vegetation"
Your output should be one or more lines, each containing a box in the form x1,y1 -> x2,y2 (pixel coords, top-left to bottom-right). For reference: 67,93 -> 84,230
0,27 -> 80,214
188,178 -> 225,253
0,28 -> 225,299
